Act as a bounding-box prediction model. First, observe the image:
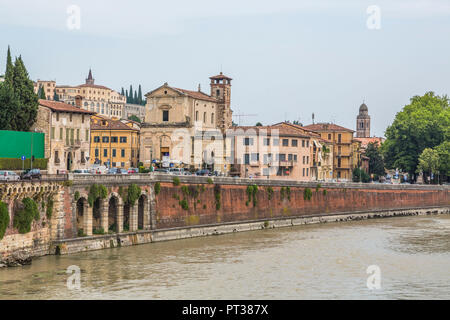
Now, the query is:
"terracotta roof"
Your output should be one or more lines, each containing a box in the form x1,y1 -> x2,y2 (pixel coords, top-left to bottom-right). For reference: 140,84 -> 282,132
354,137 -> 385,148
78,83 -> 111,90
209,72 -> 232,80
272,122 -> 324,138
230,125 -> 311,138
172,87 -> 218,102
39,99 -> 95,114
303,123 -> 355,133
90,116 -> 139,131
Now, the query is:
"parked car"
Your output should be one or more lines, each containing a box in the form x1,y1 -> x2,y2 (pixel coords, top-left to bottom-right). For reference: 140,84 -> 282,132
90,165 -> 107,174
0,170 -> 20,181
196,169 -> 210,176
119,168 -> 128,175
128,167 -> 139,174
21,169 -> 41,180
155,168 -> 170,174
107,168 -> 119,174
169,168 -> 184,175
73,169 -> 90,174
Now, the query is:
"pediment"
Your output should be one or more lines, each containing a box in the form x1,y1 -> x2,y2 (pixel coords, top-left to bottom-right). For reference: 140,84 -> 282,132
145,85 -> 185,98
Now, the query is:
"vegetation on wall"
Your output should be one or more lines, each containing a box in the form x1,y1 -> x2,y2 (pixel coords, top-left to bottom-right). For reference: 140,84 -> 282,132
154,182 -> 161,195
73,191 -> 80,202
179,199 -> 189,210
172,177 -> 180,186
304,188 -> 312,201
46,194 -> 54,219
126,184 -> 141,206
0,201 -> 10,240
323,189 -> 328,196
214,184 -> 221,210
266,186 -> 274,200
280,186 -> 291,201
88,184 -> 108,207
246,185 -> 258,207
13,197 -> 39,234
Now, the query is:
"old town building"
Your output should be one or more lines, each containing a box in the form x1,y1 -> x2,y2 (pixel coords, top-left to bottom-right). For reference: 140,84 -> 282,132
123,103 -> 146,122
90,115 -> 140,169
33,80 -> 56,100
303,123 -> 359,181
31,99 -> 94,174
139,73 -> 233,172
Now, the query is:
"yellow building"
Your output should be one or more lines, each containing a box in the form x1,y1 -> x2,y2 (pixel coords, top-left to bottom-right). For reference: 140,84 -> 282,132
90,115 -> 140,169
303,123 -> 358,181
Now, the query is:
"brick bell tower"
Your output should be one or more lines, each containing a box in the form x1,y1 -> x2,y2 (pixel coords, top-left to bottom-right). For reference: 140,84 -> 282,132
210,72 -> 233,132
356,102 -> 370,138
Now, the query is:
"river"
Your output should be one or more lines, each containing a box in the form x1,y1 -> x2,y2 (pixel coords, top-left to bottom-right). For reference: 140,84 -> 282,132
0,214 -> 449,299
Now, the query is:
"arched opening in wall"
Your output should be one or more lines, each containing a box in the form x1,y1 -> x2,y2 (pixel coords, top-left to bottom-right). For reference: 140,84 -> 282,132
76,198 -> 87,235
123,203 -> 130,232
138,194 -> 147,230
108,196 -> 119,232
92,198 -> 102,232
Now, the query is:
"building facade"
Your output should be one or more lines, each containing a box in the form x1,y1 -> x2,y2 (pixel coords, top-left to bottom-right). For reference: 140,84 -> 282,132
123,103 -> 145,121
90,115 -> 140,169
31,99 -> 94,174
33,80 -> 56,100
139,74 -> 233,173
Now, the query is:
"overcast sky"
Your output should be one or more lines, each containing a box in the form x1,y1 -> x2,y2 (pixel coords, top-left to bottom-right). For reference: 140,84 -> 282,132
1,0 -> 449,136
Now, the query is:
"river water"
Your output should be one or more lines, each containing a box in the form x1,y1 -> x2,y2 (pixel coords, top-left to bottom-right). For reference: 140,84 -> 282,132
0,214 -> 449,300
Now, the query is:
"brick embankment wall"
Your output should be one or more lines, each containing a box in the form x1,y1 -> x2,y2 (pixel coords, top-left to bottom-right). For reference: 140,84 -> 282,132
154,182 -> 450,229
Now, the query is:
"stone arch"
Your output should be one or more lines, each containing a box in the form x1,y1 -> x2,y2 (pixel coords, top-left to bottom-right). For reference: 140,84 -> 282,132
108,193 -> 122,233
76,197 -> 89,235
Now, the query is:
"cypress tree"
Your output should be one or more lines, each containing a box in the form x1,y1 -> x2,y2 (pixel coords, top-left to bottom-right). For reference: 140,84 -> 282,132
121,87 -> 125,96
4,46 -> 13,85
129,85 -> 133,104
53,90 -> 59,101
11,56 -> 38,131
39,85 -> 46,99
138,85 -> 142,105
125,89 -> 129,103
0,81 -> 19,130
134,90 -> 138,105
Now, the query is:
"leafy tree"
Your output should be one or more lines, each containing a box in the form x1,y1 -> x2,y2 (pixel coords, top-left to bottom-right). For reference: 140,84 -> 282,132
255,122 -> 262,126
365,142 -> 385,177
352,167 -> 370,183
417,148 -> 440,184
435,141 -> 450,180
128,115 -> 141,123
39,85 -> 46,99
382,92 -> 449,180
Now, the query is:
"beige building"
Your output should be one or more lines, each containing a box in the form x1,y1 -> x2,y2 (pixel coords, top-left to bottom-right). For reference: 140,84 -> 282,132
33,80 -> 56,100
139,73 -> 233,172
31,99 -> 95,174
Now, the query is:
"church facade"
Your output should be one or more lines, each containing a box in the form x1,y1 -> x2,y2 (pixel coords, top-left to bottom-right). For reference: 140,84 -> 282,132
139,73 -> 233,173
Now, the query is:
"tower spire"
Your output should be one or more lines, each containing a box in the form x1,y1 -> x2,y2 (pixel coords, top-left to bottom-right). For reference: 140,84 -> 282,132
86,68 -> 94,85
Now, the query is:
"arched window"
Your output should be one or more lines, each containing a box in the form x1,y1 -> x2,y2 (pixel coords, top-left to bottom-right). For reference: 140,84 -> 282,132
196,111 -> 198,121
203,112 -> 206,123
211,113 -> 214,124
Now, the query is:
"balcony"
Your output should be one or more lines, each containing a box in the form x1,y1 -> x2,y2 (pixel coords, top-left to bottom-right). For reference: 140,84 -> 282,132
278,160 -> 294,167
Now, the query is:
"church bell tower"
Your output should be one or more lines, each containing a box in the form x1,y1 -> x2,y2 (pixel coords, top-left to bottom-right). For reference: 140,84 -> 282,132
210,72 -> 233,132
356,102 -> 370,138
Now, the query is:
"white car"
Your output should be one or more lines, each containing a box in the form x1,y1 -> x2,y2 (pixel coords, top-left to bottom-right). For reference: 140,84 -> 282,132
73,169 -> 90,174
90,165 -> 107,174
0,170 -> 20,181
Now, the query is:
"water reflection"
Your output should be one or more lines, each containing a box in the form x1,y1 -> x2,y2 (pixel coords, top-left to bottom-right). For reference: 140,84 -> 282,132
0,214 -> 449,299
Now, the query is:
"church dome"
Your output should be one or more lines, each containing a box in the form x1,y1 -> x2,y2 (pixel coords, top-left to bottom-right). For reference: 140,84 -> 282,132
359,103 -> 368,112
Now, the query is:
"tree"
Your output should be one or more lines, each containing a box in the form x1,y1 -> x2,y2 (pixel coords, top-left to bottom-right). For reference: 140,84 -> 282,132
138,85 -> 143,105
255,122 -> 262,126
417,148 -> 440,184
352,167 -> 370,183
128,85 -> 133,103
10,56 -> 38,131
4,46 -> 13,84
435,141 -> 450,181
134,90 -> 138,104
121,87 -> 125,96
125,89 -> 129,103
128,115 -> 141,123
0,81 -> 19,130
53,90 -> 59,101
382,92 -> 449,181
39,85 -> 46,99
365,142 -> 385,178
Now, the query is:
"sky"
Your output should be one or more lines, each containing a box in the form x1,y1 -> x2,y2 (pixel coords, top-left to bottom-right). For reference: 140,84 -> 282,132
0,0 -> 449,137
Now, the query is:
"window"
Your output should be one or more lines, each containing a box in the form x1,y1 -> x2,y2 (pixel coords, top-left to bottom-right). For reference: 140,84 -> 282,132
263,153 -> 272,164
112,149 -> 116,157
102,136 -> 109,143
328,134 -> 331,140
293,154 -> 297,162
302,140 -> 305,147
306,140 -> 309,148
306,156 -> 309,164
196,111 -> 198,121
338,158 -> 341,168
303,168 -> 305,176
279,154 -> 286,161
211,113 -> 214,124
51,127 -> 55,139
131,150 -> 135,157
94,136 -> 100,143
282,139 -> 289,147
251,153 -> 259,162
60,128 -> 63,140
203,112 -> 207,123
263,138 -> 270,146
338,134 -> 342,143
76,129 -> 80,141
121,149 -> 125,157
288,154 -> 293,161
54,151 -> 59,164
163,110 -> 169,122
306,168 -> 309,176
103,149 -> 108,157
273,139 -> 279,146
120,137 -> 127,143
82,114 -> 85,123
111,136 -> 118,143
95,149 -> 99,157
56,113 -> 59,121
292,139 -> 298,147
81,151 -> 85,164
85,130 -> 89,141
216,89 -> 220,97
244,137 -> 253,146
303,156 -> 306,164
244,153 -> 250,165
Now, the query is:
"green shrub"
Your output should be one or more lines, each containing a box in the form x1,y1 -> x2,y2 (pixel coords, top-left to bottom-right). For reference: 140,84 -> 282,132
286,186 -> 291,201
323,189 -> 328,196
93,227 -> 105,235
0,158 -> 48,170
304,188 -> 312,201
316,183 -> 322,192
88,184 -> 108,207
246,185 -> 258,207
281,186 -> 291,201
154,182 -> 161,195
127,184 -> 141,206
74,191 -> 80,202
173,177 -> 180,186
77,229 -> 86,237
0,201 -> 10,240
46,195 -> 54,219
13,198 -> 39,234
62,180 -> 73,187
207,178 -> 213,184
181,185 -> 190,196
179,199 -> 189,210
173,193 -> 180,200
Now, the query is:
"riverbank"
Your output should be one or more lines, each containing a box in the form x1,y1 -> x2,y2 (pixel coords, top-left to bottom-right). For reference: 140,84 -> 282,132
50,206 -> 449,257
